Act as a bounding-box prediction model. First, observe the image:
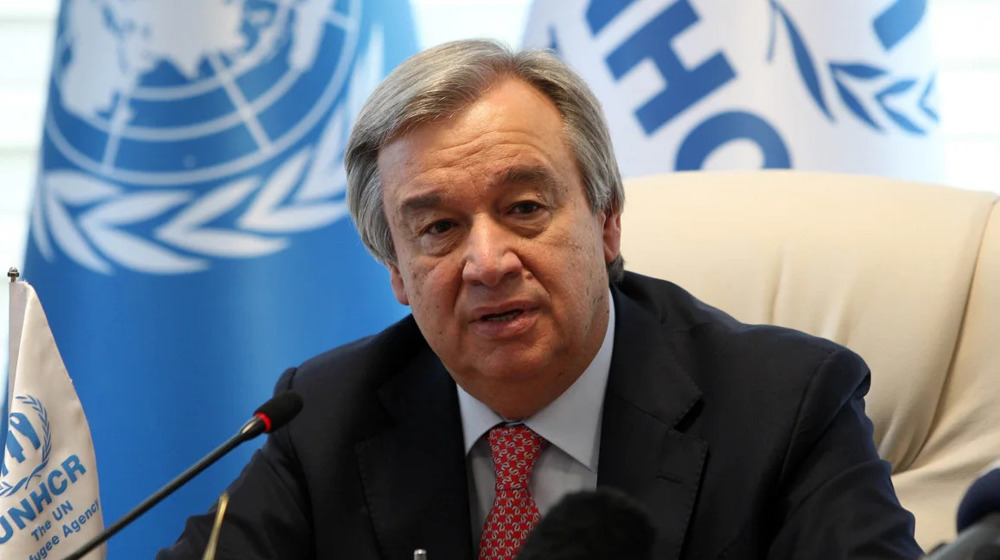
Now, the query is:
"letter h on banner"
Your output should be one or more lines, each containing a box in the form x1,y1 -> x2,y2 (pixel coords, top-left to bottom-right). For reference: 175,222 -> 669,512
590,0 -> 736,135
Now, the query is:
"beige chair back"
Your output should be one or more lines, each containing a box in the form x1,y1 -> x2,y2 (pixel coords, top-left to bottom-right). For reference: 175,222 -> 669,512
619,170 -> 1000,548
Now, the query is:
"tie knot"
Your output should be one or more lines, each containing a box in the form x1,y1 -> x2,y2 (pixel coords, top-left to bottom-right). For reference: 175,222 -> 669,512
487,424 -> 547,491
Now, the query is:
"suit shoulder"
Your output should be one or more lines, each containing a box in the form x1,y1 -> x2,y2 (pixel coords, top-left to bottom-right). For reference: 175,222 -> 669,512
617,271 -> 868,387
279,314 -> 427,397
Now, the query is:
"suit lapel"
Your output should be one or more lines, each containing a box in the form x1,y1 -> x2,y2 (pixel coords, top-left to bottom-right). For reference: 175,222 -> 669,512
598,288 -> 708,560
355,346 -> 474,560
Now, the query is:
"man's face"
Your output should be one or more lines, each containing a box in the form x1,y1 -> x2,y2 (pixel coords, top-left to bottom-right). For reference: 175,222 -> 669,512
378,78 -> 621,419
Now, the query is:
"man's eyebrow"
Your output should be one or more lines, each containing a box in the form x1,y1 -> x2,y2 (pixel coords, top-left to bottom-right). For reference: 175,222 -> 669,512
491,165 -> 561,191
397,192 -> 442,217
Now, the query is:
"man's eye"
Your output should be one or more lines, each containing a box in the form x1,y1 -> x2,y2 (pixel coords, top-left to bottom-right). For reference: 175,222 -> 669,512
511,201 -> 541,215
424,220 -> 455,235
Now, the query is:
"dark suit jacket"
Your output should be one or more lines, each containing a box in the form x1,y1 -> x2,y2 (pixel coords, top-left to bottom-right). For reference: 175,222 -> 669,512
158,272 -> 921,559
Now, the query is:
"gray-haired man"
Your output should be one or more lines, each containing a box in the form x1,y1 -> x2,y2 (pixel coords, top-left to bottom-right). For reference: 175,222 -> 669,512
159,40 -> 920,559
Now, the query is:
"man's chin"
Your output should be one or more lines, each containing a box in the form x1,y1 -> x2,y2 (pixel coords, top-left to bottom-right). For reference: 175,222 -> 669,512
449,356 -> 549,389
470,361 -> 548,384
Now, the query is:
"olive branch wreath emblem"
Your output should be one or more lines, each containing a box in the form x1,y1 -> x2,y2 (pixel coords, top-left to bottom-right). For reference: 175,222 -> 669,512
767,0 -> 938,135
0,396 -> 53,497
32,26 -> 385,275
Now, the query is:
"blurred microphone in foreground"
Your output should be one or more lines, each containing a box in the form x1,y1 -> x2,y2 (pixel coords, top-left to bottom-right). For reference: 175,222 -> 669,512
925,460 -> 1000,560
517,488 -> 655,560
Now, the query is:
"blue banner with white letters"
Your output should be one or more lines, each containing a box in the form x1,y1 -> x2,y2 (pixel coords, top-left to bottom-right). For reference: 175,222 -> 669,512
523,0 -> 942,181
23,0 -> 415,557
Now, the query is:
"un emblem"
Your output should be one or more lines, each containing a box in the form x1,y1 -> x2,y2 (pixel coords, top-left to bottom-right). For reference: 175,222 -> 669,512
33,0 -> 380,274
0,396 -> 51,497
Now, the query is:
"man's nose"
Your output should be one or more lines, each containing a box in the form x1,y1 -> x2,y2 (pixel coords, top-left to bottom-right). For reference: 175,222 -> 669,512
462,219 -> 522,286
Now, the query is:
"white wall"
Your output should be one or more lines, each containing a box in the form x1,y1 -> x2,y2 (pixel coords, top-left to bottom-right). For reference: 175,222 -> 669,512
930,0 -> 1000,194
0,0 -> 55,276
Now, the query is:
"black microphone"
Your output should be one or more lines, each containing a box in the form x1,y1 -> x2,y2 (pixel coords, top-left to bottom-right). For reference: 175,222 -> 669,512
517,488 -> 656,560
958,465 -> 1000,533
64,392 -> 303,560
925,462 -> 1000,560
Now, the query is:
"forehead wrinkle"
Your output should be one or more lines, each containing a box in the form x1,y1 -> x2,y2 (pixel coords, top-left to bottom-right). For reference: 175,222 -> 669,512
423,133 -> 534,179
488,164 -> 562,194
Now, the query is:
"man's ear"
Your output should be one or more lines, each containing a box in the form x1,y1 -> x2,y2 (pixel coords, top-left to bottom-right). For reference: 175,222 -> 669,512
602,210 -> 622,264
388,263 -> 410,306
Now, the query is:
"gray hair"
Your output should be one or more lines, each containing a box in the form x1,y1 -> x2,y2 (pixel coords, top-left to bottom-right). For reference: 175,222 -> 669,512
345,39 -> 625,283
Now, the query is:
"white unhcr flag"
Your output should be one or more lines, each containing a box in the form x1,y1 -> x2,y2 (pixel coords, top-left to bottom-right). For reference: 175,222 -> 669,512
523,0 -> 943,182
2,279 -> 105,559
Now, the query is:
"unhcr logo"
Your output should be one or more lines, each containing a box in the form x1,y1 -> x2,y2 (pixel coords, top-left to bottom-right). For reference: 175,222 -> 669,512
0,395 -> 94,547
1,396 -> 52,497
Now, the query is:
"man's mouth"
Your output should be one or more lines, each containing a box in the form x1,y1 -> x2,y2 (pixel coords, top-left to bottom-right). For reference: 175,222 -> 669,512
481,309 -> 524,322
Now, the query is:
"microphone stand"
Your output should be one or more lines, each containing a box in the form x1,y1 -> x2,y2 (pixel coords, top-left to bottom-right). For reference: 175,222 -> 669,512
64,418 -> 264,560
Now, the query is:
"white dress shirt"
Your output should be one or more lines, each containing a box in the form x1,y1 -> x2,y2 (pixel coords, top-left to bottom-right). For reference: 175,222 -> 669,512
456,292 -> 616,543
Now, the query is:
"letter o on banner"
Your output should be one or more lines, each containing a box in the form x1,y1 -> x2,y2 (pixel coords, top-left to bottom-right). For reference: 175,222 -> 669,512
676,111 -> 791,171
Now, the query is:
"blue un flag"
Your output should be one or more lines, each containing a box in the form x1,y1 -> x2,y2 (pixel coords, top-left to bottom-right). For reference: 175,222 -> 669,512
23,1 -> 416,557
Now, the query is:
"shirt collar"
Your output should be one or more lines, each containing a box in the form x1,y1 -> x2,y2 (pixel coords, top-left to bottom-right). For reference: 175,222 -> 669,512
456,290 -> 616,472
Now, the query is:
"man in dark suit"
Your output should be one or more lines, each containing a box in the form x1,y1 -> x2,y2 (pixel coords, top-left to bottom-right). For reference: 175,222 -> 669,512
159,40 -> 921,559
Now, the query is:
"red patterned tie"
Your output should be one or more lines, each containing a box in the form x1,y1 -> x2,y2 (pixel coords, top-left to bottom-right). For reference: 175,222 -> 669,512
479,424 -> 548,560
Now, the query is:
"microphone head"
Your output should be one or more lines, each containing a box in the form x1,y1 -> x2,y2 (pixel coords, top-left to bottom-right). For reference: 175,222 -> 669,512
517,488 -> 655,560
253,392 -> 303,433
958,467 -> 1000,532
